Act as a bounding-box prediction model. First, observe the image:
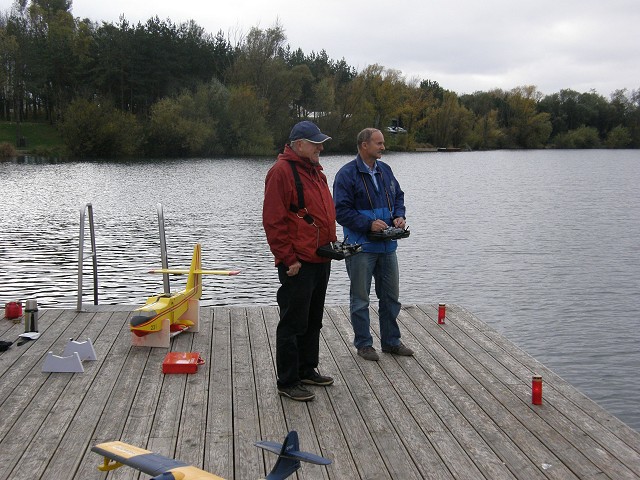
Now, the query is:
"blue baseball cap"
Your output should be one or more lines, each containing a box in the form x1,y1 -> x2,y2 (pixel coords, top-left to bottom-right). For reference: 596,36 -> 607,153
289,121 -> 331,144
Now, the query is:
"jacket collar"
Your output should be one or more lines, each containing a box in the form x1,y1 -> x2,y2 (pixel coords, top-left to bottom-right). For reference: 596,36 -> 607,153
279,145 -> 323,172
356,154 -> 378,174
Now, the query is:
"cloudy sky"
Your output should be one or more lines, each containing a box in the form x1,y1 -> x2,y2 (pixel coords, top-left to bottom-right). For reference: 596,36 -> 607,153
66,0 -> 639,98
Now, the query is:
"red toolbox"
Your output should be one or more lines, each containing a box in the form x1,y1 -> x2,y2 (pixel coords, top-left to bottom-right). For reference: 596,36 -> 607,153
162,352 -> 205,374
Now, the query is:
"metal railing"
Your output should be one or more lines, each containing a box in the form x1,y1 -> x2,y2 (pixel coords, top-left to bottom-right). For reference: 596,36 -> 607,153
77,203 -> 98,311
76,203 -> 170,311
157,203 -> 171,295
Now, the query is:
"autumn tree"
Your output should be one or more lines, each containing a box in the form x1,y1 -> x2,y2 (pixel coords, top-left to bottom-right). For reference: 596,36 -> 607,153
502,86 -> 552,148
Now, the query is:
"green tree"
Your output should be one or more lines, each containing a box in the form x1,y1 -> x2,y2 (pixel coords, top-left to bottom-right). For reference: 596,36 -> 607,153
605,125 -> 632,148
421,92 -> 473,148
146,91 -> 217,157
503,86 -> 552,148
24,0 -> 77,121
0,16 -> 21,121
328,72 -> 373,150
224,85 -> 273,155
468,109 -> 503,150
361,64 -> 405,129
553,125 -> 600,148
60,98 -> 142,156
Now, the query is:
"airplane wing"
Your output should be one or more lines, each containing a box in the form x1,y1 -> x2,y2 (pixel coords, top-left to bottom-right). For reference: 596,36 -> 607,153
91,441 -> 225,480
150,269 -> 240,276
253,440 -> 284,456
254,440 -> 331,465
255,431 -> 332,480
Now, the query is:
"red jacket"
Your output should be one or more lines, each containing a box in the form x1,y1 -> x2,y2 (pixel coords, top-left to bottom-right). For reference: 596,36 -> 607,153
263,146 -> 337,266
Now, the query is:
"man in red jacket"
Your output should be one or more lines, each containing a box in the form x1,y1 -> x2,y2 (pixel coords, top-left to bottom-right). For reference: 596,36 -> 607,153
262,121 -> 337,401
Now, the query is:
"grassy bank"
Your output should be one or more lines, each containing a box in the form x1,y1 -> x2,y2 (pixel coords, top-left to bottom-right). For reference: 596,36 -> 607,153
0,121 -> 67,156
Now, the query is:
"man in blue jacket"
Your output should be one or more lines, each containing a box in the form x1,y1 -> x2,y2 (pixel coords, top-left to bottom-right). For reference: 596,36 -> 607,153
333,127 -> 414,361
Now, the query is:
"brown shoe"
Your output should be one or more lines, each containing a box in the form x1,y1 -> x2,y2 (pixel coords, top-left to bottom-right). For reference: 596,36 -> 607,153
357,346 -> 380,361
382,342 -> 414,356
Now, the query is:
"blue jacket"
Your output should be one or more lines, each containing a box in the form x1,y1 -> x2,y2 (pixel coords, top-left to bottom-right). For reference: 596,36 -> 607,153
333,154 -> 406,253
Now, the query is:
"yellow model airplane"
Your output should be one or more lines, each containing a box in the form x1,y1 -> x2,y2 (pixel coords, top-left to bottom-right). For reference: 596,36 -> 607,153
130,243 -> 239,347
92,430 -> 331,480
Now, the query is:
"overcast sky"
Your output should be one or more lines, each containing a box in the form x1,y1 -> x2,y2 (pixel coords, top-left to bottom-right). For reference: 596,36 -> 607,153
63,0 -> 640,98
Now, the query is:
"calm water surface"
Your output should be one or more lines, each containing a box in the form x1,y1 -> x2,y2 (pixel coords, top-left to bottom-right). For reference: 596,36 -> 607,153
1,150 -> 639,430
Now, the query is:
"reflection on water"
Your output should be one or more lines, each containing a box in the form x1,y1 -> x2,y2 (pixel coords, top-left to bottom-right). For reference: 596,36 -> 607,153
1,150 -> 640,431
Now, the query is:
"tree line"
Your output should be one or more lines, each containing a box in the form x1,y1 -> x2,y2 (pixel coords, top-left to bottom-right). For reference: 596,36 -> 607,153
1,0 -> 639,157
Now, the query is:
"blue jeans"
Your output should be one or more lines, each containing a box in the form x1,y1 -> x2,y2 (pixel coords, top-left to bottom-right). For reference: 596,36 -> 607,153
345,251 -> 401,349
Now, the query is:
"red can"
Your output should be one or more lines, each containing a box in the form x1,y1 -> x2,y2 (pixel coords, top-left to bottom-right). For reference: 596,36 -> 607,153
437,303 -> 446,324
532,375 -> 543,405
5,301 -> 22,319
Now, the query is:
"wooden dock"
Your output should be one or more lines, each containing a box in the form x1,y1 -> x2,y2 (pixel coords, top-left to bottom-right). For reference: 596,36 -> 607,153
1,304 -> 640,479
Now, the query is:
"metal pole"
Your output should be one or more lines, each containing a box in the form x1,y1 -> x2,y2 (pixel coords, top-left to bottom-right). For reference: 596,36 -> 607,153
157,203 -> 170,295
77,205 -> 86,311
88,204 -> 98,305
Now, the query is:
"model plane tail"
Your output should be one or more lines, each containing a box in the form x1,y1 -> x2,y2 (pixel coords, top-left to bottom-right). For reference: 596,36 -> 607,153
185,243 -> 202,295
255,430 -> 331,480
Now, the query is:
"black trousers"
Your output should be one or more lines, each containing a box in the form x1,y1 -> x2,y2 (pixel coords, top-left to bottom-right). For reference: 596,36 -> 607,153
276,261 -> 331,388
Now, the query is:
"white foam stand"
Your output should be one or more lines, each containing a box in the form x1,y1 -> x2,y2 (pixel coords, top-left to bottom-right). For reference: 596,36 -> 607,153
42,338 -> 98,373
63,337 -> 97,361
42,352 -> 84,373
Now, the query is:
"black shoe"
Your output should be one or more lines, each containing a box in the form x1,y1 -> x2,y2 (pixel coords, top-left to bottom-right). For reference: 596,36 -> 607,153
357,346 -> 380,361
381,342 -> 414,356
278,384 -> 315,401
301,371 -> 334,386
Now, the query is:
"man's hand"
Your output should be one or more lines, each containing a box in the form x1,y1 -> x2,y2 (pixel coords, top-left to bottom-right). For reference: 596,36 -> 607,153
287,261 -> 302,276
371,219 -> 389,232
393,217 -> 406,229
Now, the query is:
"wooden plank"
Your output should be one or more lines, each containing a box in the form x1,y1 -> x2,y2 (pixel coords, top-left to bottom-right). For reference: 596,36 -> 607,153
443,304 -> 640,477
364,303 -> 515,480
32,311 -> 130,479
146,322 -> 193,457
322,305 -> 402,479
307,308 -> 360,480
0,309 -> 66,404
174,307 -> 213,468
246,304 -> 288,479
400,305 -> 585,479
325,305 -> 423,479
230,306 -> 262,480
1,305 -> 640,480
0,309 -> 100,479
4,310 -> 112,479
62,311 -> 138,479
205,307 -> 233,478
260,303 -> 330,480
84,318 -> 157,480
329,306 -> 458,480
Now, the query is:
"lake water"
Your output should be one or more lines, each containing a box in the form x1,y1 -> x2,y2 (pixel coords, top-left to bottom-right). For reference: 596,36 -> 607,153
1,150 -> 639,431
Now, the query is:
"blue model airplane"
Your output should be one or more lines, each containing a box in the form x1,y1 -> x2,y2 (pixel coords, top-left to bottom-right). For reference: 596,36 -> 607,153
92,430 -> 331,480
255,430 -> 332,479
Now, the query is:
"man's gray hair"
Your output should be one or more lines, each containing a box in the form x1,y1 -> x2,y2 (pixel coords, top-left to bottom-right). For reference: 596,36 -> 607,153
357,128 -> 381,149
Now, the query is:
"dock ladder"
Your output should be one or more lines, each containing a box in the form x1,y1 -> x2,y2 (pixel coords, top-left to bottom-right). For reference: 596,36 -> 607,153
77,203 -> 98,311
76,204 -> 171,311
